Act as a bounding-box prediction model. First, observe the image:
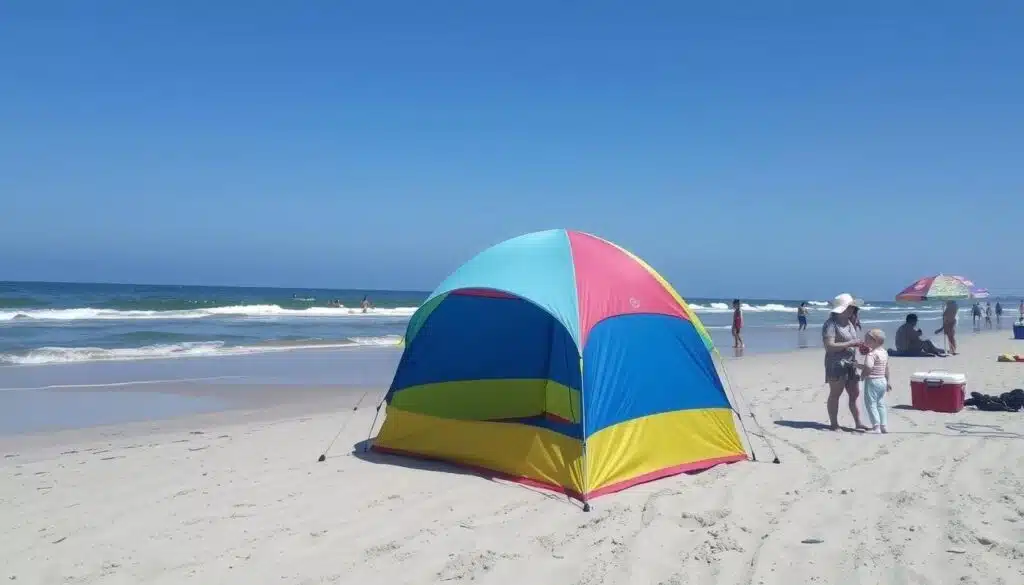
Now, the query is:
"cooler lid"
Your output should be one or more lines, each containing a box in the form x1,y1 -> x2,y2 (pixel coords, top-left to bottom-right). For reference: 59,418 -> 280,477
911,371 -> 966,384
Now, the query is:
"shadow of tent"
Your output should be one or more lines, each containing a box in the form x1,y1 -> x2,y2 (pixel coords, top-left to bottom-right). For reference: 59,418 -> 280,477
350,438 -> 582,506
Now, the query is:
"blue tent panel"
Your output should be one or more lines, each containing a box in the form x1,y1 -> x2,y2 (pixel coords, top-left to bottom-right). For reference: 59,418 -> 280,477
390,293 -> 581,393
582,314 -> 730,437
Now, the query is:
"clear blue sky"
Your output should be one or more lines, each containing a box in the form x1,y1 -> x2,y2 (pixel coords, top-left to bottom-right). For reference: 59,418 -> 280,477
2,1 -> 1021,300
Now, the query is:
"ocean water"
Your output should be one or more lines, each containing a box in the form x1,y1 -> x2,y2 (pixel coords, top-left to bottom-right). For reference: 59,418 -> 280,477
1,281 -> 1016,366
0,282 -> 421,366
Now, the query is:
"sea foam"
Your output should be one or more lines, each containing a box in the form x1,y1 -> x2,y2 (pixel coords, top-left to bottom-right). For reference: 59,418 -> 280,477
686,302 -> 877,314
0,336 -> 403,365
0,305 -> 418,322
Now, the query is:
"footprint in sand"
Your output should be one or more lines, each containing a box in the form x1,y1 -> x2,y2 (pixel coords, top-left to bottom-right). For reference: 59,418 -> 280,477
437,550 -> 520,582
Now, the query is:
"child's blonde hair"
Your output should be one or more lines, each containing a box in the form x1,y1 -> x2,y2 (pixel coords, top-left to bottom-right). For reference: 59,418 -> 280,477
866,328 -> 886,344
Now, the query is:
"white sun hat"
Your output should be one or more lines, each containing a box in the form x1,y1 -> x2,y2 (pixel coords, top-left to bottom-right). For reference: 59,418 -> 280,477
830,293 -> 863,314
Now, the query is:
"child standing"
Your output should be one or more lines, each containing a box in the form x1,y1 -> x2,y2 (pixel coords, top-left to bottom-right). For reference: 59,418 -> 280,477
731,299 -> 744,348
857,328 -> 891,433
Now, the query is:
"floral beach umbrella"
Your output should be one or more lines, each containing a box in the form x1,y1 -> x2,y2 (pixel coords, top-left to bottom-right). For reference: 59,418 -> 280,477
895,274 -> 989,302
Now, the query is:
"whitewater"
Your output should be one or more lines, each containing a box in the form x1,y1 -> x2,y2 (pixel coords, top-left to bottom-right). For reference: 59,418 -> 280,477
1,282 -> 982,366
0,304 -> 419,322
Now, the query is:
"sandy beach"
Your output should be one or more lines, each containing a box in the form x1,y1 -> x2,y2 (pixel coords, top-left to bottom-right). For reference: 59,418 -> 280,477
2,331 -> 1022,585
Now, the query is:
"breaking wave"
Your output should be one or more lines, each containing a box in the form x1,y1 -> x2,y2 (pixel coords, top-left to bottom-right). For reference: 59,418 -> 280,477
0,336 -> 403,365
688,302 -> 883,314
0,305 -> 418,322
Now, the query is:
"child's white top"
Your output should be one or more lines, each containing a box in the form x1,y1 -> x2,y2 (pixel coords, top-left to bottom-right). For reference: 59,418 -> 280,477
865,347 -> 889,379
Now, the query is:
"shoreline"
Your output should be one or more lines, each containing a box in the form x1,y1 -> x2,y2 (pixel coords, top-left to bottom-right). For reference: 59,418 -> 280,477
1,309 -> 1008,371
1,328 -> 1019,437
0,348 -> 401,436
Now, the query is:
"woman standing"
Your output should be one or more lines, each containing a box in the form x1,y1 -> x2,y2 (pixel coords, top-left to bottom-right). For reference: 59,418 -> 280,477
935,300 -> 958,355
797,302 -> 809,331
731,299 -> 744,349
822,293 -> 869,431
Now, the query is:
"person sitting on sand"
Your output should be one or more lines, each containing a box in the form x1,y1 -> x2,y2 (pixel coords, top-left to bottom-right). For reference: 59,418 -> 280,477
822,293 -> 870,432
894,314 -> 946,356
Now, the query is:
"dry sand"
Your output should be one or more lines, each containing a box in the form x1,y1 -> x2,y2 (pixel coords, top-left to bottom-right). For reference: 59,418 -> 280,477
3,331 -> 1023,585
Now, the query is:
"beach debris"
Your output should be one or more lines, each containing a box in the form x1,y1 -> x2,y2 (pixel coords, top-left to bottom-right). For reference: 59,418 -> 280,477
947,548 -> 967,554
51,536 -> 66,544
801,538 -> 824,544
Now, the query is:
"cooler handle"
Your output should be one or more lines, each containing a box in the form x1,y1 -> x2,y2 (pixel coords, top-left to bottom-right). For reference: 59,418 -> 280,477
923,370 -> 951,388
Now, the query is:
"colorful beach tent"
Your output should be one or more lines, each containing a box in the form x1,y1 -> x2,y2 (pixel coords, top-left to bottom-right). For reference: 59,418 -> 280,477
371,229 -> 747,506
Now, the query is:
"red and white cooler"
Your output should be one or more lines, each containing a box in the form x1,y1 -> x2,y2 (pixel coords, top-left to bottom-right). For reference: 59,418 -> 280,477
910,371 -> 966,413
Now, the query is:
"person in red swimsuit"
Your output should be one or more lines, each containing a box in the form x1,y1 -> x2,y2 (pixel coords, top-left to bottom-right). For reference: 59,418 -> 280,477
731,299 -> 744,348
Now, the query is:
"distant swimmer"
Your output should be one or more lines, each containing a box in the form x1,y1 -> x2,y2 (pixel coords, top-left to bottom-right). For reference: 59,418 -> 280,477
327,299 -> 345,308
360,295 -> 373,313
